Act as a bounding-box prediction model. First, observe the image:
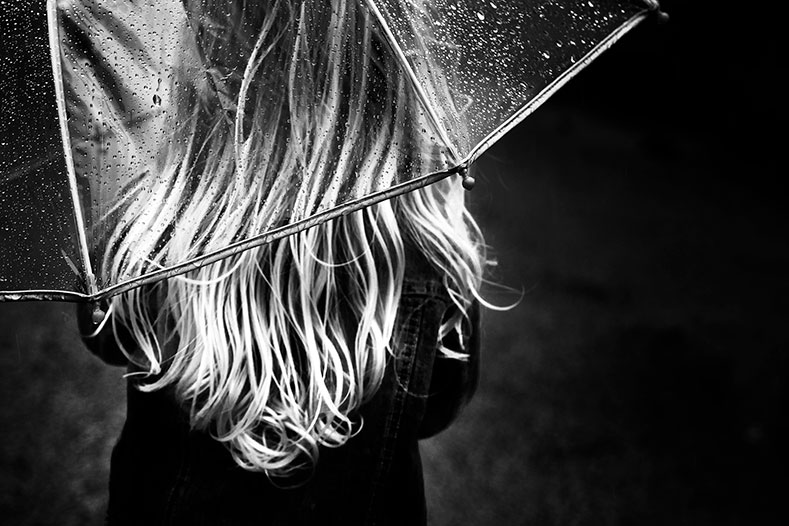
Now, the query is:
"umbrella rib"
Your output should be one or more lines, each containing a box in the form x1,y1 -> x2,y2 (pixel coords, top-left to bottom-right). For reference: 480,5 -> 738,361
0,289 -> 90,302
86,166 -> 460,302
47,0 -> 97,296
362,0 -> 460,164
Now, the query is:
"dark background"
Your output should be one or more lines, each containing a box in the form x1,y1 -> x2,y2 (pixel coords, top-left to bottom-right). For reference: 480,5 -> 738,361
1,1 -> 786,524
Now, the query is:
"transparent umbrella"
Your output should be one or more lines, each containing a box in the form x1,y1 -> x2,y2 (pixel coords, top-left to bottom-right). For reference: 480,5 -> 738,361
0,0 -> 665,302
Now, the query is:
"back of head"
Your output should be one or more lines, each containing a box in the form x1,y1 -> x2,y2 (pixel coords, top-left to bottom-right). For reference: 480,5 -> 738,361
104,0 -> 487,476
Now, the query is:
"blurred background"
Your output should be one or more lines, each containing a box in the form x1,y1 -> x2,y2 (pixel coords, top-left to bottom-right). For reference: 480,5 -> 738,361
1,1 -> 785,524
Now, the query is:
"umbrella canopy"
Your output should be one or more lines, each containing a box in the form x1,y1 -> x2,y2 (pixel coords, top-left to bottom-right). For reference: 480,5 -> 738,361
0,0 -> 662,302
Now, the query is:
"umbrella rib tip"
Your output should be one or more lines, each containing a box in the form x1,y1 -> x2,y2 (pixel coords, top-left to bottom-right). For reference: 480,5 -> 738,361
642,0 -> 669,24
457,165 -> 476,191
91,304 -> 108,325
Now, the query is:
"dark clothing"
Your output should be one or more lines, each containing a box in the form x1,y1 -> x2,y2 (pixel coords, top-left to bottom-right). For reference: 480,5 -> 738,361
81,251 -> 480,526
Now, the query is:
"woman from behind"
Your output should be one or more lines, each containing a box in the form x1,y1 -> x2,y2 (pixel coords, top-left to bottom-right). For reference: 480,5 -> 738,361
79,1 -> 491,524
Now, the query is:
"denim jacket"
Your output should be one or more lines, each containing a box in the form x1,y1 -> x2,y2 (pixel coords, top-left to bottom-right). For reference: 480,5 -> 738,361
81,247 -> 480,526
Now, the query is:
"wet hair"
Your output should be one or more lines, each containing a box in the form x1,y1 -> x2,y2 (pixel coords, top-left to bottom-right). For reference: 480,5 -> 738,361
102,0 -> 488,476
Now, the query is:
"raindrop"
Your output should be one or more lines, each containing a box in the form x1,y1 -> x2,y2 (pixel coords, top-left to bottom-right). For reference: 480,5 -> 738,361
476,11 -> 485,21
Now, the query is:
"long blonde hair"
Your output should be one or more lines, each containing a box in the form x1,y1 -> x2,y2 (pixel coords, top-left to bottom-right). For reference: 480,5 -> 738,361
101,0 -> 487,476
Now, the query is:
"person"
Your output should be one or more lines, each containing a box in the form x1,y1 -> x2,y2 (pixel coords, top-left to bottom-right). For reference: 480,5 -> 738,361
75,1 -> 490,524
